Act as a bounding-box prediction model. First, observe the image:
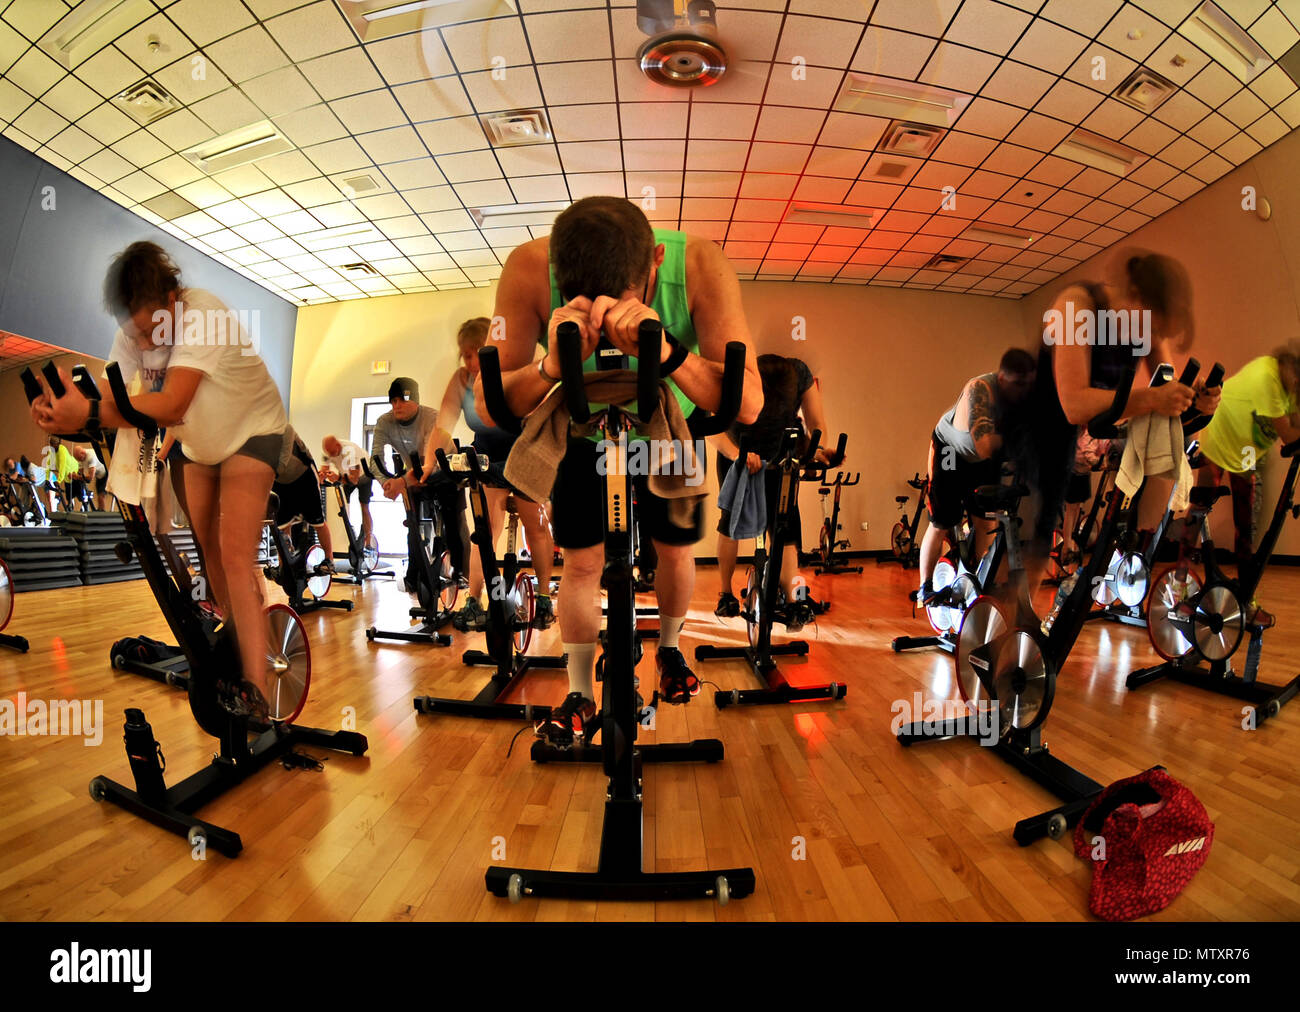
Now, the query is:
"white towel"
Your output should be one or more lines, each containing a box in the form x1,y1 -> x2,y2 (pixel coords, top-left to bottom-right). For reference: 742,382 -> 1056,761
105,427 -> 162,506
1117,414 -> 1192,512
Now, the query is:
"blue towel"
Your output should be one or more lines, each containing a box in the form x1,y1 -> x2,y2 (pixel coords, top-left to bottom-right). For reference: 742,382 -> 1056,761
718,457 -> 767,539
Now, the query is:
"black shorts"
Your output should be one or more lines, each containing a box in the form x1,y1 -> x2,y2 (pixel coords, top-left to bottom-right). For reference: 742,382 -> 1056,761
1065,471 -> 1093,505
550,438 -> 702,550
715,452 -> 802,550
343,476 -> 373,505
926,434 -> 999,530
273,468 -> 325,527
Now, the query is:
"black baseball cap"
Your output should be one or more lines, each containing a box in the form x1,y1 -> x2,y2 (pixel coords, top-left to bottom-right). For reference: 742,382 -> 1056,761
388,377 -> 418,401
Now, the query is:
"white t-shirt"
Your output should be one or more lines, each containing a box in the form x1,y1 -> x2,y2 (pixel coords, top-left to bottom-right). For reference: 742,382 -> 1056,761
111,288 -> 288,466
79,447 -> 106,480
324,439 -> 366,477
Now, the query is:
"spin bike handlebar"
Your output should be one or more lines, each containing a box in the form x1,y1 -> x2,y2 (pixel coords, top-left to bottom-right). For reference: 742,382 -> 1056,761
906,473 -> 925,490
1181,362 -> 1223,436
1085,364 -> 1137,440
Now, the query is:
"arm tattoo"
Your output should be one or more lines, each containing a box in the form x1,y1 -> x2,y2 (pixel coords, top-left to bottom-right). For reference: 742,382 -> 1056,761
968,378 -> 996,443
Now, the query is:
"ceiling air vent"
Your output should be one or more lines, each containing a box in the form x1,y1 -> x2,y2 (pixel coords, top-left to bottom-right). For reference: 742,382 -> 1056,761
1053,128 -> 1143,176
1113,67 -> 1177,114
481,109 -> 552,147
874,160 -> 912,179
835,74 -> 970,128
924,254 -> 967,270
339,173 -> 383,197
881,121 -> 944,157
180,120 -> 294,174
112,78 -> 180,126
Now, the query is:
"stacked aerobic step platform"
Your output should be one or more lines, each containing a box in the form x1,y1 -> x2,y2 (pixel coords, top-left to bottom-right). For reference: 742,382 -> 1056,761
0,526 -> 83,592
52,512 -> 144,585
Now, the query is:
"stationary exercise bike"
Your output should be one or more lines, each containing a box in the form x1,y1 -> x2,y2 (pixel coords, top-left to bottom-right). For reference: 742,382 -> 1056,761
813,470 -> 862,575
695,426 -> 849,708
364,452 -> 458,646
1129,436 -> 1300,726
263,508 -> 354,616
413,445 -> 567,721
22,361 -> 368,857
885,474 -> 928,568
899,364 -> 1155,846
0,558 -> 29,653
483,319 -> 754,904
321,463 -> 393,585
2,474 -> 43,527
1089,363 -> 1222,628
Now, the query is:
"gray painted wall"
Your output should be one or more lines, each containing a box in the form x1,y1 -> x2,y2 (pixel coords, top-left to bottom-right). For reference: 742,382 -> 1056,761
0,137 -> 296,406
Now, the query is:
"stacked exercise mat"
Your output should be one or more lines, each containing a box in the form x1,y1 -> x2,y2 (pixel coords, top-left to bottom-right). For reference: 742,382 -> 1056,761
53,512 -> 144,585
0,526 -> 83,592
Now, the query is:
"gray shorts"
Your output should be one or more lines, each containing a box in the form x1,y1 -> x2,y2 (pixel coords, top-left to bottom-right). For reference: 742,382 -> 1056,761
233,432 -> 286,471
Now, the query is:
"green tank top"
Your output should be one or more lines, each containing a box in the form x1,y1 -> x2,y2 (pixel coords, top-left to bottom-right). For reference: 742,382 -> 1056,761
548,228 -> 698,434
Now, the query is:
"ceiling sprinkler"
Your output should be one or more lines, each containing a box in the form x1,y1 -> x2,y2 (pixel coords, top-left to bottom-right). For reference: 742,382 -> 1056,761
636,0 -> 727,88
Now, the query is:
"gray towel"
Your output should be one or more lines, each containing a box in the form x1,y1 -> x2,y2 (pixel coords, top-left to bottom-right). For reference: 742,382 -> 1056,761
718,456 -> 767,539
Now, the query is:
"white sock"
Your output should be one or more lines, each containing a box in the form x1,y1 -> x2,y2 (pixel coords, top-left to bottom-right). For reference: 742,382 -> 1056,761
659,615 -> 685,650
564,642 -> 596,700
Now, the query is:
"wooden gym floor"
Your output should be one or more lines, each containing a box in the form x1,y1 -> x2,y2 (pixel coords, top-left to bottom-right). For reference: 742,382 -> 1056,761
1,558 -> 1298,922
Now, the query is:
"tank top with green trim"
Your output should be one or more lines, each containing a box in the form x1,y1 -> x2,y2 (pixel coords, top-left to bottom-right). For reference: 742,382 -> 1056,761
548,228 -> 698,439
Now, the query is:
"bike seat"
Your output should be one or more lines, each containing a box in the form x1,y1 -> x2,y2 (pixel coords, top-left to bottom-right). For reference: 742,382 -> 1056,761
1189,485 -> 1230,508
895,495 -> 909,504
971,483 -> 1028,513
816,487 -> 830,496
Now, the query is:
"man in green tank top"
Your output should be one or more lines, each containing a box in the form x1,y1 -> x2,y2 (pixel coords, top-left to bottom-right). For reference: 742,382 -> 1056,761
481,196 -> 762,741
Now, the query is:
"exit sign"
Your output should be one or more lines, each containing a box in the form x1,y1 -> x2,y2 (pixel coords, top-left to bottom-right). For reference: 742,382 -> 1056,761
371,360 -> 390,375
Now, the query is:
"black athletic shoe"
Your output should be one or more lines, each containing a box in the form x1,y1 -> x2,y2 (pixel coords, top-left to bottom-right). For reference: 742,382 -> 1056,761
656,647 -> 700,704
715,591 -> 741,618
784,600 -> 816,632
535,692 -> 597,744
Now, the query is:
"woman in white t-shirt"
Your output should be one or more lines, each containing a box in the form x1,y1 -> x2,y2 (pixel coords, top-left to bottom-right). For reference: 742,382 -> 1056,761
31,241 -> 288,718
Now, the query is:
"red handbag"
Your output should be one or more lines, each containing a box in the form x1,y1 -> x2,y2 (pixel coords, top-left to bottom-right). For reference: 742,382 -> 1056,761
1073,767 -> 1214,921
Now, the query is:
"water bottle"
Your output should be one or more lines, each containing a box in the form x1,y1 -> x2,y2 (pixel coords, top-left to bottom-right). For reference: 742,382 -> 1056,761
1041,571 -> 1078,635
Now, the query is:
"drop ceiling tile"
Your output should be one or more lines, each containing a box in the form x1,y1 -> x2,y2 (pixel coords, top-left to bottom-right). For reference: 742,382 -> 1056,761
621,139 -> 684,171
381,157 -> 446,191
1246,110 -> 1289,145
626,171 -> 681,202
545,103 -> 618,143
506,174 -> 569,202
1082,97 -> 1145,137
419,209 -> 476,232
844,179 -> 904,207
1220,87 -> 1269,128
1100,177 -> 1150,206
1153,88 -> 1212,130
678,220 -> 728,242
310,199 -> 365,226
436,230 -> 488,252
1188,110 -> 1236,148
1010,19 -> 1090,74
684,171 -> 742,197
850,26 -> 940,79
494,144 -> 563,176
330,90 -> 407,134
352,193 -> 408,219
356,124 -> 426,165
1126,156 -> 1179,188
1096,5 -> 1171,62
461,68 -> 543,114
738,174 -> 798,200
1133,191 -> 1178,216
955,97 -> 1025,139
365,32 -> 454,86
147,153 -> 206,188
1033,78 -> 1105,122
258,149 -> 320,186
150,56 -> 231,106
1159,134 -> 1211,168
454,178 -> 514,206
1075,198 -> 1122,224
1062,44 -> 1139,95
982,142 -> 1044,175
1161,172 -> 1205,200
1123,115 -> 1180,154
190,89 -> 263,135
205,199 -> 261,226
954,0 -> 1035,53
761,64 -> 843,110
871,0 -> 961,37
169,0 -> 255,47
281,177 -> 343,208
273,104 -> 348,147
173,177 -> 231,208
687,103 -> 759,141
300,48 -> 385,101
3,0 -> 68,41
72,46 -> 142,98
443,15 -> 533,72
436,149 -> 504,183
749,104 -> 824,145
684,139 -> 748,173
980,60 -> 1057,108
743,141 -> 809,174
40,75 -> 101,122
1065,166 -> 1122,195
1250,64 -> 1297,107
0,78 -> 33,123
265,1 -> 355,63
269,210 -> 324,235
45,124 -> 99,163
681,196 -> 736,220
1278,91 -> 1300,128
931,131 -> 998,168
116,14 -> 196,76
804,144 -> 866,178
113,129 -> 171,166
611,59 -> 691,104
1143,33 -> 1210,87
1187,151 -> 1232,182
414,116 -> 490,157
817,111 -> 888,150
211,163 -> 273,197
732,197 -> 788,221
302,136 -> 371,175
919,42 -> 1000,93
1250,4 -> 1300,58
538,61 -> 616,106
958,169 -> 1017,199
241,67 -> 321,119
726,221 -> 777,241
1217,131 -> 1262,162
80,103 -> 140,146
774,13 -> 864,67
1006,111 -> 1073,151
173,209 -> 224,236
7,46 -> 64,97
1040,189 -> 1090,215
204,26 -> 289,85
1184,60 -> 1242,108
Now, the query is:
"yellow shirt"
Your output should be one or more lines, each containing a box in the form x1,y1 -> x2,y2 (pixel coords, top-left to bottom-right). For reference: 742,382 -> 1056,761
1198,357 -> 1298,473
